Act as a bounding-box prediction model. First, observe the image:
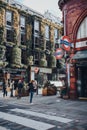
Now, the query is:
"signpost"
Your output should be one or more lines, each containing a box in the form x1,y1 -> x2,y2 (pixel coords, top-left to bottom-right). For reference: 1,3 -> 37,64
54,48 -> 63,59
61,36 -> 71,51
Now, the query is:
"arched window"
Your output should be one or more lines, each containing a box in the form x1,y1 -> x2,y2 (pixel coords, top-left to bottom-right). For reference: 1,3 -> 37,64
77,17 -> 87,39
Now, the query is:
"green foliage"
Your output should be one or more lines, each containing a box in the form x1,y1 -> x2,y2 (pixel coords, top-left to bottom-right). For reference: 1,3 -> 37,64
39,58 -> 47,67
0,26 -> 4,44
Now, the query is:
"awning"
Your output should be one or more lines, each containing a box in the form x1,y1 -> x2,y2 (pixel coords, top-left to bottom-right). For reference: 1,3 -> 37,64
72,50 -> 87,59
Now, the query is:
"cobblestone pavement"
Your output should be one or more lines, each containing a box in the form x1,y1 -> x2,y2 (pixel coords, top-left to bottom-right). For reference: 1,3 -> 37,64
0,93 -> 87,130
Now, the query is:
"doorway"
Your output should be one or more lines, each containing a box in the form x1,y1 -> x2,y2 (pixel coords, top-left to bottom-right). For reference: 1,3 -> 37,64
81,67 -> 87,97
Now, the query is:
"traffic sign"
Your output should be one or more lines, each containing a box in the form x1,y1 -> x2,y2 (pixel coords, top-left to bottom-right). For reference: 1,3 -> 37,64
61,36 -> 71,51
54,48 -> 63,59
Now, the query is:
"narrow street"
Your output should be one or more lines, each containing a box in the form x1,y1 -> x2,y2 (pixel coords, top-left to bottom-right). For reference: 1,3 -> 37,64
0,93 -> 87,130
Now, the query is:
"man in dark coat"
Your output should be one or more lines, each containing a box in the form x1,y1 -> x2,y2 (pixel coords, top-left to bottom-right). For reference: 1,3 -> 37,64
17,80 -> 23,99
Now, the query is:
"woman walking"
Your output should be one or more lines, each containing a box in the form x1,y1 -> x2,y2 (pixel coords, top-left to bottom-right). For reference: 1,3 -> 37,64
28,80 -> 35,104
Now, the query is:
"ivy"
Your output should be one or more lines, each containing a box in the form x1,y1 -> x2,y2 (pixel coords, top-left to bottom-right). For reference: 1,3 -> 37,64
0,26 -> 4,44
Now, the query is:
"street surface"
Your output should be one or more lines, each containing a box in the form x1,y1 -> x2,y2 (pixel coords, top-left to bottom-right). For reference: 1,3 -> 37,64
0,92 -> 87,130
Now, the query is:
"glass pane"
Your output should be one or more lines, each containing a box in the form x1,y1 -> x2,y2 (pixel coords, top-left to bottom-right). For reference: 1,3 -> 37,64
45,25 -> 49,39
77,17 -> 87,39
34,20 -> 39,31
20,16 -> 25,27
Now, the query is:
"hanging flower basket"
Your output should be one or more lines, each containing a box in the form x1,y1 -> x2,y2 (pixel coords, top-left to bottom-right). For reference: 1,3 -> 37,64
39,58 -> 47,67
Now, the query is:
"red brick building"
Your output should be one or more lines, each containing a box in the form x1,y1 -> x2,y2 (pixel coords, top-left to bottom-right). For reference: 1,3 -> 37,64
58,0 -> 87,99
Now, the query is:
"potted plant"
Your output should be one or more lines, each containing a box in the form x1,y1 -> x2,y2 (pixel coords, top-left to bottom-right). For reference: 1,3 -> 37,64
42,80 -> 57,96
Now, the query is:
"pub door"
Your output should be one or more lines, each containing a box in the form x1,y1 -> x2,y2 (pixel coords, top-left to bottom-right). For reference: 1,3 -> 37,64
81,67 -> 87,97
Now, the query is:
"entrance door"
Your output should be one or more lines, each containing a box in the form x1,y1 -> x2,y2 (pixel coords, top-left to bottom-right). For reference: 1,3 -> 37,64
81,67 -> 87,97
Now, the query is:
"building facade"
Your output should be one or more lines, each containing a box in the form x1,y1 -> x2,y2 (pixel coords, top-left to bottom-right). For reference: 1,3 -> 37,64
0,0 -> 62,85
58,0 -> 87,99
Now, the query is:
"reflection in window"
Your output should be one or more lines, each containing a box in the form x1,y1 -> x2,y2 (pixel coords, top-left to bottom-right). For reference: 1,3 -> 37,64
6,11 -> 12,26
45,25 -> 49,39
54,28 -> 59,42
20,16 -> 26,45
34,20 -> 39,33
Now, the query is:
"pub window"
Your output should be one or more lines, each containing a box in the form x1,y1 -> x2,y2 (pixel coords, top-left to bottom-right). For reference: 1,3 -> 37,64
20,16 -> 26,45
20,16 -> 25,31
21,33 -> 25,45
46,40 -> 51,50
21,50 -> 27,64
54,28 -> 59,42
45,25 -> 49,40
6,29 -> 14,42
34,52 -> 39,65
34,20 -> 39,34
35,37 -> 39,48
6,11 -> 12,26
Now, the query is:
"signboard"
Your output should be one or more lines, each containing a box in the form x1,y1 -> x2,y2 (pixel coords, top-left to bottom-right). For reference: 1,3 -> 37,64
55,48 -> 63,59
34,67 -> 39,73
61,36 -> 71,51
75,40 -> 87,48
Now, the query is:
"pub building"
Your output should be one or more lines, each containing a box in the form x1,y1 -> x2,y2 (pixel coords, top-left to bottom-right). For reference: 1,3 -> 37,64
0,0 -> 62,90
58,0 -> 87,99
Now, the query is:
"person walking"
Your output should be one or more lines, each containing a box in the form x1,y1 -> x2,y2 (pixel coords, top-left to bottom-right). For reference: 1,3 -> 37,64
28,80 -> 35,104
17,79 -> 23,99
2,79 -> 7,97
10,80 -> 14,97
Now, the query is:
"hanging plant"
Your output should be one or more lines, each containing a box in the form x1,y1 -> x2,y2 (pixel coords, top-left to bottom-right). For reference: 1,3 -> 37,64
27,56 -> 33,66
11,45 -> 21,67
0,26 -> 4,44
39,55 -> 47,67
48,54 -> 56,68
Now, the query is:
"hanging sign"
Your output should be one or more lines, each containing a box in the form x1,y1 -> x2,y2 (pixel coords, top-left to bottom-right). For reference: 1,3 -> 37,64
54,48 -> 63,59
34,67 -> 39,73
61,36 -> 71,51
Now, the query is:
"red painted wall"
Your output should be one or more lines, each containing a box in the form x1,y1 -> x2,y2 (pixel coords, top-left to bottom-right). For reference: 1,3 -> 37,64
61,0 -> 87,43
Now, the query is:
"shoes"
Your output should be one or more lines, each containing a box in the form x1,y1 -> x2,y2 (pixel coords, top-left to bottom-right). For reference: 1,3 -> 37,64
30,103 -> 34,104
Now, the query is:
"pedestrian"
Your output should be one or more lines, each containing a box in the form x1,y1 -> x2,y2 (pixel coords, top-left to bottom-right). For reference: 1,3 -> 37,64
10,80 -> 14,97
2,79 -> 7,97
17,79 -> 23,99
28,80 -> 35,104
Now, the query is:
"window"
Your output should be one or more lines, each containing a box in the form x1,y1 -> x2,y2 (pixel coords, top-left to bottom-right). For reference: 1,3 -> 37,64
54,28 -> 59,42
46,40 -> 51,50
34,52 -> 39,65
21,33 -> 25,45
6,10 -> 13,42
77,17 -> 87,39
45,25 -> 49,39
6,29 -> 13,42
35,37 -> 39,48
21,50 -> 27,64
54,28 -> 59,49
34,20 -> 39,34
6,11 -> 12,26
20,16 -> 26,45
20,16 -> 25,31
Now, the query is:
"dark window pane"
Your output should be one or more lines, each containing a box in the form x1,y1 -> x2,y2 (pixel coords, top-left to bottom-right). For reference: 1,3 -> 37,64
6,29 -> 14,42
46,40 -> 51,50
21,33 -> 25,45
21,50 -> 27,64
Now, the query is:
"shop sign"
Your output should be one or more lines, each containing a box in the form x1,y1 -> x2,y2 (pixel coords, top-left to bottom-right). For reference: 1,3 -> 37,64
75,40 -> 87,48
34,67 -> 39,73
54,48 -> 63,59
61,36 -> 71,51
